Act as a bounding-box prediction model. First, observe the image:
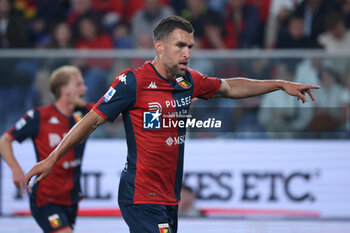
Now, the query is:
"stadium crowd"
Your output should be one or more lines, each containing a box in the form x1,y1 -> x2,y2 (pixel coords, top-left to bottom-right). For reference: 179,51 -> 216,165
0,0 -> 350,138
1,0 -> 350,50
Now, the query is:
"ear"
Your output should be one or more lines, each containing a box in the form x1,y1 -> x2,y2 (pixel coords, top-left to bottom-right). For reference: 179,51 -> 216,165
59,85 -> 67,97
154,40 -> 164,55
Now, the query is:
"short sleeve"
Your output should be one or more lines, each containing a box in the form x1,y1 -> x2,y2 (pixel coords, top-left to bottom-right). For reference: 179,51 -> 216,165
93,70 -> 137,122
8,109 -> 40,143
190,69 -> 221,99
85,103 -> 95,111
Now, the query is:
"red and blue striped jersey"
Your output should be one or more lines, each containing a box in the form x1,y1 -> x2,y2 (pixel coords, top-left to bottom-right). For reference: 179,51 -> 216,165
8,104 -> 93,207
93,61 -> 221,205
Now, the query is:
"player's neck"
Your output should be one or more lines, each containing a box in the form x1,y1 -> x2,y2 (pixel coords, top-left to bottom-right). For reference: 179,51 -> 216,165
152,58 -> 175,81
55,99 -> 75,117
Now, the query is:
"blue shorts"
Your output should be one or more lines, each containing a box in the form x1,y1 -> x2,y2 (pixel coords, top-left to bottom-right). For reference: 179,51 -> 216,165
120,204 -> 178,233
30,196 -> 78,233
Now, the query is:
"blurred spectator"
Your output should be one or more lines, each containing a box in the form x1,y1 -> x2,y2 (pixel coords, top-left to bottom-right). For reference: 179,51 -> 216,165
244,58 -> 270,79
233,58 -> 271,138
92,0 -> 170,25
92,0 -> 168,24
189,39 -> 215,75
258,63 -> 314,138
207,0 -> 227,16
91,0 -> 123,35
132,0 -> 174,44
252,0 -> 271,25
32,68 -> 54,107
68,0 -> 104,42
0,56 -> 38,133
318,12 -> 350,74
25,0 -> 69,48
49,22 -> 73,49
276,16 -> 312,49
75,14 -> 114,102
130,32 -> 154,68
67,0 -> 95,26
265,0 -> 298,49
13,0 -> 36,19
0,0 -> 28,48
92,0 -> 119,14
200,15 -> 227,49
178,185 -> 204,217
27,17 -> 51,48
343,69 -> 350,109
309,68 -> 349,135
181,0 -> 219,39
35,0 -> 69,24
224,0 -> 261,48
41,22 -> 74,70
318,12 -> 350,51
75,15 -> 113,51
113,23 -> 134,48
314,68 -> 349,113
169,0 -> 187,15
15,0 -> 68,21
295,58 -> 321,86
136,32 -> 154,49
343,0 -> 350,29
244,0 -> 272,49
293,0 -> 340,48
234,96 -> 264,138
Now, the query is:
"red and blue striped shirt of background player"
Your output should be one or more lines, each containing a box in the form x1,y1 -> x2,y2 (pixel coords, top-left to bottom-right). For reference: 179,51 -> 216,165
8,103 -> 93,207
93,61 -> 221,206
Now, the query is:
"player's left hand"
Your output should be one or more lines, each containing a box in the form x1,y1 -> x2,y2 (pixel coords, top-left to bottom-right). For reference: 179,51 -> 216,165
281,81 -> 320,103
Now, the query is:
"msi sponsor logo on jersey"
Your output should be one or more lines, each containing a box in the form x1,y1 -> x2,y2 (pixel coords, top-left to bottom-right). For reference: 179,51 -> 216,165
165,135 -> 186,146
62,159 -> 81,169
103,87 -> 116,103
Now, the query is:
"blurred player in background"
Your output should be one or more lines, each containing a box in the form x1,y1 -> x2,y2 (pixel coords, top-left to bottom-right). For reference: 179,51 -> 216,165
25,16 -> 319,233
178,185 -> 205,217
0,66 -> 93,233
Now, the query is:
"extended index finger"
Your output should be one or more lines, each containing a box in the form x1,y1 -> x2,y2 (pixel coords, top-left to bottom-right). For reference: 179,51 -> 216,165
303,85 -> 320,90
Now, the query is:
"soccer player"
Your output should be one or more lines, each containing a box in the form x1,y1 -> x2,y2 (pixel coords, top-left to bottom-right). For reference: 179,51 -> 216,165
25,16 -> 319,233
0,66 -> 92,233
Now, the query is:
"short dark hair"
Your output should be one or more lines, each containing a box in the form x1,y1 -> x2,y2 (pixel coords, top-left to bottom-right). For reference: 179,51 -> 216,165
153,16 -> 194,42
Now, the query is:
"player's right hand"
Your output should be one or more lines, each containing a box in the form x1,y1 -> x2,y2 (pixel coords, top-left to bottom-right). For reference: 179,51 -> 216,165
12,168 -> 26,196
25,158 -> 54,193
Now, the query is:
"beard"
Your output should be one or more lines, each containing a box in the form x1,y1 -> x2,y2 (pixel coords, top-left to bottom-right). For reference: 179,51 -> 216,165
164,62 -> 186,78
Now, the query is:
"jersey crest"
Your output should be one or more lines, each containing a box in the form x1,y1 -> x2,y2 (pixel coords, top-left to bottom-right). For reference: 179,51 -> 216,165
176,77 -> 192,89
